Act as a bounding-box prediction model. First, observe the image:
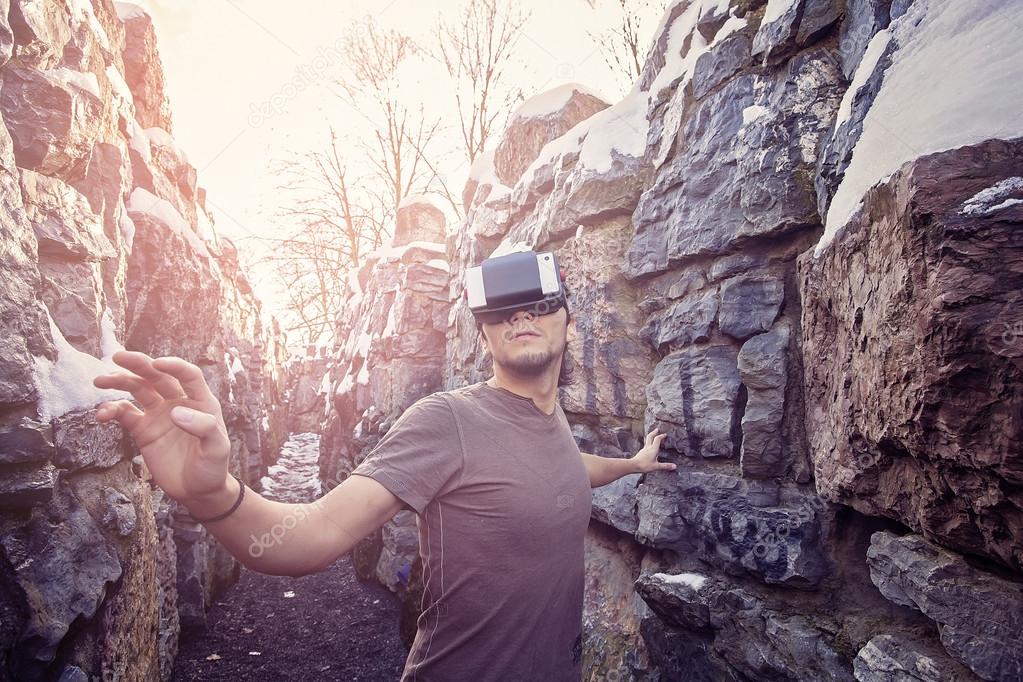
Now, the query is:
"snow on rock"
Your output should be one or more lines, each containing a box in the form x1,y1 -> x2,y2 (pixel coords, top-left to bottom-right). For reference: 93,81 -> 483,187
397,193 -> 442,211
69,0 -> 111,50
104,64 -> 135,110
46,67 -> 101,100
114,1 -> 147,21
511,0 -> 743,193
144,126 -> 191,165
651,571 -> 707,591
742,105 -> 770,126
426,258 -> 450,272
832,29 -> 892,132
816,0 -> 1023,257
762,0 -> 800,26
510,82 -> 608,121
118,211 -> 136,252
489,238 -> 533,259
363,240 -> 444,263
33,309 -> 131,421
126,118 -> 152,163
126,187 -> 211,257
960,177 -> 1023,217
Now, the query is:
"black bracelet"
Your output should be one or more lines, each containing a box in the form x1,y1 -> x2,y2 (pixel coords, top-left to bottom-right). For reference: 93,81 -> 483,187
190,474 -> 245,523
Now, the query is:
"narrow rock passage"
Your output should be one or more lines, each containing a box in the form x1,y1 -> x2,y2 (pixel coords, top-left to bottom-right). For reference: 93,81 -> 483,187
171,434 -> 408,681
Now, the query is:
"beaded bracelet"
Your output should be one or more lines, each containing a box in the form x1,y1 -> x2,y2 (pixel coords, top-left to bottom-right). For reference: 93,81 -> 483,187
190,474 -> 245,523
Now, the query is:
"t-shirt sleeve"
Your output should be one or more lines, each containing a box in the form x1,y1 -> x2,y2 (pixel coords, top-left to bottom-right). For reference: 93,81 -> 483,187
348,394 -> 464,515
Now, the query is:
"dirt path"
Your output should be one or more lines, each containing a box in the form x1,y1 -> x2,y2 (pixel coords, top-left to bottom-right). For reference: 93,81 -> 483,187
171,434 -> 409,680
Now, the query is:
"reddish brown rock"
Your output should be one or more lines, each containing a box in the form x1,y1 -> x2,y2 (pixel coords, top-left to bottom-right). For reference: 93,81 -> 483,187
799,138 -> 1023,571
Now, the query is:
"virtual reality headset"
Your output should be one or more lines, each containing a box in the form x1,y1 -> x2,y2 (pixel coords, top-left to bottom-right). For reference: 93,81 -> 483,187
464,250 -> 569,325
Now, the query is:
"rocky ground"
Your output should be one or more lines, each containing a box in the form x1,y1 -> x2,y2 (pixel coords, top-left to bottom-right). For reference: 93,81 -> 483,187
171,435 -> 408,681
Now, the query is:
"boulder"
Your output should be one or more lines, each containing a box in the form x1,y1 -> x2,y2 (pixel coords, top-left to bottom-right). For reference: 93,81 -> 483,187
866,531 -> 1023,681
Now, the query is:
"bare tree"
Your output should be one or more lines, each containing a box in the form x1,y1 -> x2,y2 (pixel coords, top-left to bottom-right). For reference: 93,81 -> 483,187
587,0 -> 667,93
433,0 -> 530,167
331,16 -> 445,223
257,127 -> 390,346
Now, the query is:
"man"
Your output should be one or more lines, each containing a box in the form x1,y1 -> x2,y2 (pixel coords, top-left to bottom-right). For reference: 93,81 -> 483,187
92,252 -> 673,681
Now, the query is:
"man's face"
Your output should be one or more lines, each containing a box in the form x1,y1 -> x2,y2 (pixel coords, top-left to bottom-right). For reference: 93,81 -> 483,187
480,306 -> 576,377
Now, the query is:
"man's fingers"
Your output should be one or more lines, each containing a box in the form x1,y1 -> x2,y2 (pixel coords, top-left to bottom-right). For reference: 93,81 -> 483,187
96,400 -> 144,430
152,356 -> 217,405
169,406 -> 225,446
112,350 -> 187,400
93,371 -> 163,409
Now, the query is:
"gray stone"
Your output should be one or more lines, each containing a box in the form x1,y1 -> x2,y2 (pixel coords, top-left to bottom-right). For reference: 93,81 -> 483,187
853,633 -> 981,682
0,481 -> 122,673
738,324 -> 790,478
52,408 -> 126,471
636,571 -> 854,680
867,532 -> 1023,681
645,343 -> 742,459
590,472 -> 641,534
719,274 -> 784,340
376,510 -> 419,592
751,0 -> 803,65
0,418 -> 54,464
0,460 -> 58,508
101,486 -> 137,537
636,470 -> 829,586
627,49 -> 842,276
641,288 -> 718,350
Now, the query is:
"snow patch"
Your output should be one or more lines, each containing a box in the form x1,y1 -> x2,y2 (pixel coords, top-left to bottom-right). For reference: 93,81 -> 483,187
816,0 -> 1023,257
46,67 -> 101,99
510,82 -> 607,120
960,177 -> 1023,217
742,105 -> 769,126
762,0 -> 799,25
33,308 -> 131,421
114,2 -> 147,20
489,239 -> 533,259
652,571 -> 707,590
145,127 -> 191,165
126,187 -> 211,257
833,29 -> 892,132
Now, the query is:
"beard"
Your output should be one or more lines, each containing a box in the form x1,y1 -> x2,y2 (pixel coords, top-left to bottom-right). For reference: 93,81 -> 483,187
497,342 -> 563,378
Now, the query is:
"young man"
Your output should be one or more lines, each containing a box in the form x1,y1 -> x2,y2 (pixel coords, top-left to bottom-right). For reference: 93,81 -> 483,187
92,253 -> 672,681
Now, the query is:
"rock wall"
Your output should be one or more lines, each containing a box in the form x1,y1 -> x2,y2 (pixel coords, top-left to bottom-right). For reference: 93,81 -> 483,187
0,1 -> 288,679
321,0 -> 1023,680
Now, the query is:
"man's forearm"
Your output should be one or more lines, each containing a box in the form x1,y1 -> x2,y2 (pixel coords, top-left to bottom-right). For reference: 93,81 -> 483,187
181,476 -> 333,577
580,452 -> 642,488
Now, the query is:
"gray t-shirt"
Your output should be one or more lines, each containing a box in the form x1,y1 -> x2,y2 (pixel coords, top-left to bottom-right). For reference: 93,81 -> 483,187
349,380 -> 593,681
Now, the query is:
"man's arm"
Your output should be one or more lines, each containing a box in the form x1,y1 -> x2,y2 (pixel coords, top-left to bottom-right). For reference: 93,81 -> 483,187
184,472 -> 405,577
580,427 -> 674,488
93,351 -> 406,579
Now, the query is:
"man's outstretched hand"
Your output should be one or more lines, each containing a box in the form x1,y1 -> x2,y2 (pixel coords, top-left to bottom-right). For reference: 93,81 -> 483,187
93,351 -> 232,503
631,427 -> 676,473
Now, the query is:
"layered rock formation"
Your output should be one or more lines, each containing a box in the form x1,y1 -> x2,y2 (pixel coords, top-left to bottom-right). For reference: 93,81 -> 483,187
0,1 -> 288,679
321,0 -> 1023,680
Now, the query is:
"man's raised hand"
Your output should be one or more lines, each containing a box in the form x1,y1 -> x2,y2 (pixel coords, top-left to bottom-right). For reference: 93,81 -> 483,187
93,351 -> 232,503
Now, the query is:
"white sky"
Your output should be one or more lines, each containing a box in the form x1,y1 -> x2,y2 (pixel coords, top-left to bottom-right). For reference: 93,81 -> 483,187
132,0 -> 663,326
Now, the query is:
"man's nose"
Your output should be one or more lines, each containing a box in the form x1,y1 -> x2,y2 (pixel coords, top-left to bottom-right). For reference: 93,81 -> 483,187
507,309 -> 536,325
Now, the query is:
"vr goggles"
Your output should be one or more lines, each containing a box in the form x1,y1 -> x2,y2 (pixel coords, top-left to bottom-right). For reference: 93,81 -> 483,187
464,250 -> 569,325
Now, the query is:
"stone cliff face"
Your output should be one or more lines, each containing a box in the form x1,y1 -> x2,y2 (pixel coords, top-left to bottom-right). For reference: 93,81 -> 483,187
324,0 -> 1023,680
0,1 -> 288,679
